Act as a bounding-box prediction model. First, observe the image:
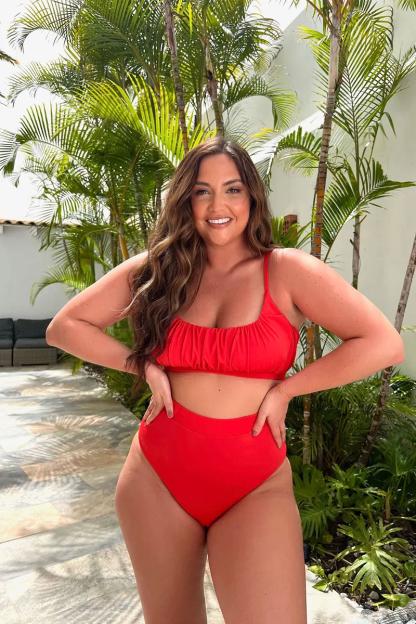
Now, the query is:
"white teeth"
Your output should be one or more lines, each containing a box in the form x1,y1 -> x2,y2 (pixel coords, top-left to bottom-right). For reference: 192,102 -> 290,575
207,218 -> 231,224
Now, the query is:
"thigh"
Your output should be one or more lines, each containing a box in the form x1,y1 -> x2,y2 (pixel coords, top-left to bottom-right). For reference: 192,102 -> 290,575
115,432 -> 208,624
206,457 -> 307,624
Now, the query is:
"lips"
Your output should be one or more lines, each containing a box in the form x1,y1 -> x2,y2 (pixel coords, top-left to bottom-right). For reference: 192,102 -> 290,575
206,218 -> 233,228
206,217 -> 232,223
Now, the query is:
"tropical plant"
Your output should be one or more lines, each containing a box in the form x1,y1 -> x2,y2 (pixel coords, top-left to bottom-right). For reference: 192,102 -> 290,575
252,0 -> 416,465
291,459 -> 338,540
291,452 -> 416,602
1,0 -> 296,289
368,428 -> 416,518
291,453 -> 387,545
287,368 -> 416,471
0,0 -> 300,388
335,516 -> 411,595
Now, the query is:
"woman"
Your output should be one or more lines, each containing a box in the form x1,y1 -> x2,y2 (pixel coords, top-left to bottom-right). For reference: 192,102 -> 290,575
46,137 -> 404,624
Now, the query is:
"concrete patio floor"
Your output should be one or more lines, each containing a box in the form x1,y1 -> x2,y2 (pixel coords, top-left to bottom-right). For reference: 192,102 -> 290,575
0,363 -> 375,623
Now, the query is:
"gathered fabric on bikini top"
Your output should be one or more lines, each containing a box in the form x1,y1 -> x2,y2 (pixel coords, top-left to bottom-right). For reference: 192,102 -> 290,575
152,250 -> 300,380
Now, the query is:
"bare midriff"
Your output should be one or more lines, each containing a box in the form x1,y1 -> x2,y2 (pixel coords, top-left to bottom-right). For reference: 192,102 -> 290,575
167,371 -> 282,419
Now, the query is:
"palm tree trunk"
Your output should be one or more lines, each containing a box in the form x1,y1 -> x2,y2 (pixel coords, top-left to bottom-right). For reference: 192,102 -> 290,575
352,124 -> 363,289
132,171 -> 149,247
351,215 -> 362,288
201,12 -> 224,136
117,223 -> 130,261
163,0 -> 190,153
303,0 -> 342,464
110,210 -> 118,267
205,46 -> 224,136
357,232 -> 416,466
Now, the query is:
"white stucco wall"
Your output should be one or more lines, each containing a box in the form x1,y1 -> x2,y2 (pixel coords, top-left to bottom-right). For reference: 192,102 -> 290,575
0,224 -> 72,320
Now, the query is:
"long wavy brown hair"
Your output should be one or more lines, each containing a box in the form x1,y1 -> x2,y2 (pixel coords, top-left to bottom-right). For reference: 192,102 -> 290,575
123,136 -> 282,398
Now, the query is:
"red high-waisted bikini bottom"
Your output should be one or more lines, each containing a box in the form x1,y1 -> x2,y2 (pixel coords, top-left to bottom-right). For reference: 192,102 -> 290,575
137,398 -> 287,527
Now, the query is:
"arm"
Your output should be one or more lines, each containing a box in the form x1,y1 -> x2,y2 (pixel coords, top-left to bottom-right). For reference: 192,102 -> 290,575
276,248 -> 405,400
46,251 -> 151,376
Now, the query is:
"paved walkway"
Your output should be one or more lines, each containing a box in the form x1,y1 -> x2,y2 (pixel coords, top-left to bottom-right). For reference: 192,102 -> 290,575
0,363 -> 374,623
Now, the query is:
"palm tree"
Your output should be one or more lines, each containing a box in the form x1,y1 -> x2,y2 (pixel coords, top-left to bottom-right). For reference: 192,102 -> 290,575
353,0 -> 416,464
163,0 -> 190,151
282,0 -> 389,462
252,0 -> 416,464
1,0 -> 295,299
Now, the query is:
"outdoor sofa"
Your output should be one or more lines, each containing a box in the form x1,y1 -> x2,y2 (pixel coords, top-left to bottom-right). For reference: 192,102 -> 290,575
0,318 -> 13,366
0,318 -> 58,366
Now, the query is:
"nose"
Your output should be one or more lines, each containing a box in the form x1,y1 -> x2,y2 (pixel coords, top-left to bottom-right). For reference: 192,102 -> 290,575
209,191 -> 225,212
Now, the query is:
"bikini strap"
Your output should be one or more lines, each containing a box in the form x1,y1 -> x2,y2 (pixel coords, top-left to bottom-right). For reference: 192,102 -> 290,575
263,251 -> 271,293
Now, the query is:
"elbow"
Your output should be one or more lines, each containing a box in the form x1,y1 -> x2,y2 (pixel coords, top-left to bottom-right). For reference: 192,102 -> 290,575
388,335 -> 405,366
45,323 -> 57,346
45,318 -> 68,347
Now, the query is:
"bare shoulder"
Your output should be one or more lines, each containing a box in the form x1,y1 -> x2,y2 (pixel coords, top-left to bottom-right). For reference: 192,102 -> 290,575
272,247 -> 402,346
125,250 -> 149,287
268,247 -> 306,329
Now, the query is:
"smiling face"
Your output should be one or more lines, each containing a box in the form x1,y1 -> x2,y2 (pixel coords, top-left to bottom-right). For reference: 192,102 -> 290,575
190,153 -> 252,248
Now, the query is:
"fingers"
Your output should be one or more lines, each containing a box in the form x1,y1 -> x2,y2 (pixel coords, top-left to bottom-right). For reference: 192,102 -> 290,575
165,398 -> 174,418
252,417 -> 286,448
144,396 -> 160,424
270,422 -> 286,448
143,394 -> 174,424
252,415 -> 266,437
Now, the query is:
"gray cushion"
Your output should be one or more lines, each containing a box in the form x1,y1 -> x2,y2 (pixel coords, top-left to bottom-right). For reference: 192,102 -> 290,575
0,338 -> 13,349
14,337 -> 49,348
14,319 -> 52,340
0,318 -> 14,340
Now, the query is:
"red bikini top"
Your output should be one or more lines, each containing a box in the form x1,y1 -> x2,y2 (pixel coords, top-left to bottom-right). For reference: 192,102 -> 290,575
152,251 -> 299,380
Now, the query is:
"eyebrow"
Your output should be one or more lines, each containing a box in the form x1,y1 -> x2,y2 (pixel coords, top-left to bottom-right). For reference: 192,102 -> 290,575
194,178 -> 243,186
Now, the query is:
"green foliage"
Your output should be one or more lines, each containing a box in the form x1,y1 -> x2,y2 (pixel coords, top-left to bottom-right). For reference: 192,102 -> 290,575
291,457 -> 415,597
270,214 -> 311,249
321,156 -> 415,258
288,369 -> 416,472
291,376 -> 415,510
289,368 -> 416,599
369,428 -> 416,516
378,593 -> 412,609
254,0 -> 416,264
292,461 -> 338,540
2,0 -> 297,319
335,516 -> 411,594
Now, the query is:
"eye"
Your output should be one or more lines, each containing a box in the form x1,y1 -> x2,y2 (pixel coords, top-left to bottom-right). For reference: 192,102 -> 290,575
194,187 -> 241,195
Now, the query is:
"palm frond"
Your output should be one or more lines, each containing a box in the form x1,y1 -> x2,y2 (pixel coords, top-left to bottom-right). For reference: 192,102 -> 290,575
7,59 -> 84,104
223,74 -> 296,130
321,157 -> 415,258
394,0 -> 416,9
0,129 -> 20,170
0,49 -> 19,64
8,0 -> 84,50
30,260 -> 95,304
